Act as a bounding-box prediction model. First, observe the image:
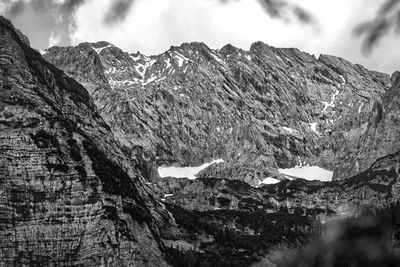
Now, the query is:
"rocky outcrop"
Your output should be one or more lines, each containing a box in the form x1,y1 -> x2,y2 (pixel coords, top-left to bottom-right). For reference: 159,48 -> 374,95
0,16 -> 174,266
43,40 -> 392,185
155,151 -> 400,214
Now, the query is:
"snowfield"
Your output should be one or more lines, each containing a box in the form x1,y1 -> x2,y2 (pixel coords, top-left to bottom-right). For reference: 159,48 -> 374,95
260,177 -> 281,185
278,166 -> 333,181
158,159 -> 224,179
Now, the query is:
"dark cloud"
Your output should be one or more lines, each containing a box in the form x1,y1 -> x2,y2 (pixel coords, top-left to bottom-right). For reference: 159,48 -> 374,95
1,0 -> 316,48
3,0 -> 136,46
354,0 -> 400,53
102,0 -> 313,27
7,0 -> 25,16
104,0 -> 135,25
255,0 -> 316,24
61,0 -> 86,12
2,0 -> 87,47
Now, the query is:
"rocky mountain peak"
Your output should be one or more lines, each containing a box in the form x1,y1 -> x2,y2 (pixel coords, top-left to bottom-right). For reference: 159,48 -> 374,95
178,41 -> 210,52
0,16 -> 30,46
219,43 -> 241,57
249,40 -> 270,51
43,35 -> 395,184
391,71 -> 400,86
91,40 -> 113,50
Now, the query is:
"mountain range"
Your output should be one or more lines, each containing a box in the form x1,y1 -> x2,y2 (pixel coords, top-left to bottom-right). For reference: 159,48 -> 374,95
43,38 -> 398,185
1,16 -> 400,266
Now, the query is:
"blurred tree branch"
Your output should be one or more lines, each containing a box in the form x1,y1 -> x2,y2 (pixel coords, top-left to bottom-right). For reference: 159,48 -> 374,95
2,0 -> 400,52
222,0 -> 316,24
355,0 -> 400,53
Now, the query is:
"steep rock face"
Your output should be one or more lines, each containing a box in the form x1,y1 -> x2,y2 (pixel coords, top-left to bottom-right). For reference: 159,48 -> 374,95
333,72 -> 400,179
0,17 -> 173,266
43,41 -> 391,184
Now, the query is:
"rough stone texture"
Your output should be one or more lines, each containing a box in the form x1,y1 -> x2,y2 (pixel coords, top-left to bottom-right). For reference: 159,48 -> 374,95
43,41 -> 392,185
0,16 -> 174,266
332,72 -> 400,179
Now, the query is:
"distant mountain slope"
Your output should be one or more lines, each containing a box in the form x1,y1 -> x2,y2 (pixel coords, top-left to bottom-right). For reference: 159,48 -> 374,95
0,16 -> 173,266
155,150 -> 400,213
151,149 -> 400,266
43,38 -> 392,184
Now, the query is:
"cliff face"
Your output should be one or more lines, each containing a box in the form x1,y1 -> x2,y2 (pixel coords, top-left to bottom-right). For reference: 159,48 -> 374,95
0,16 -> 173,266
333,72 -> 400,179
43,40 -> 392,184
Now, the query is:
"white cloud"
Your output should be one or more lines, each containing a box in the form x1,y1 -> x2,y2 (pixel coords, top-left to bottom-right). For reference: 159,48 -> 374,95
0,0 -> 390,74
69,0 -> 400,73
49,31 -> 61,47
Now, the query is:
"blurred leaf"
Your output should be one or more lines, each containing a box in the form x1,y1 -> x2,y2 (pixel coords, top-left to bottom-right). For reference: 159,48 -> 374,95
356,0 -> 400,52
221,0 -> 316,25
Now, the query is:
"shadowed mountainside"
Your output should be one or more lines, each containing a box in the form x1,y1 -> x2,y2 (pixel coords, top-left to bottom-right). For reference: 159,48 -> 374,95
0,16 -> 175,266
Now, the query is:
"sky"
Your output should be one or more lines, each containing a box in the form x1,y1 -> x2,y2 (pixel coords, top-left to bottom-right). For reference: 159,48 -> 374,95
1,0 -> 400,74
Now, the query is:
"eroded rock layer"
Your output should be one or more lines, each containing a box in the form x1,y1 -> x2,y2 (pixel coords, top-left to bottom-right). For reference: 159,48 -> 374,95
0,16 -> 173,266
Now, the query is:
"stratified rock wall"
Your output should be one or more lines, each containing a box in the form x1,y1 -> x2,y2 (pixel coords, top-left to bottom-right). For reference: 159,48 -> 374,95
0,16 -> 172,266
333,72 -> 400,179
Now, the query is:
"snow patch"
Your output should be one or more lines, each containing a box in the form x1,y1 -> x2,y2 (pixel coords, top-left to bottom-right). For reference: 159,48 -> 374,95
105,67 -> 117,74
142,75 -> 158,85
309,122 -> 320,135
275,55 -> 284,62
282,126 -> 298,134
339,75 -> 346,86
109,79 -> 141,86
358,102 -> 364,113
211,53 -> 223,63
164,57 -> 172,69
93,44 -> 113,54
176,57 -> 184,67
158,159 -> 224,179
322,87 -> 339,112
133,58 -> 156,77
260,177 -> 280,185
278,166 -> 333,181
174,52 -> 190,67
130,55 -> 141,61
